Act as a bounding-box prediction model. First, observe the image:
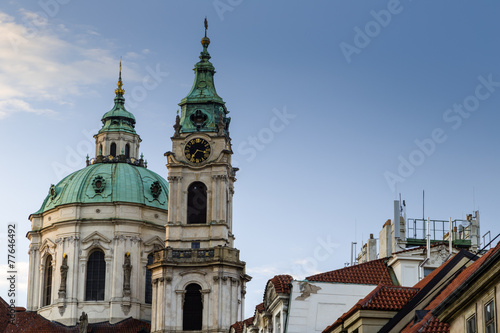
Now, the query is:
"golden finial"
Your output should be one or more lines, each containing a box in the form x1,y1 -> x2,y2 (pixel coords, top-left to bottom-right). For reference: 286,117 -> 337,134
63,253 -> 67,258
126,251 -> 130,257
201,17 -> 210,47
115,57 -> 125,95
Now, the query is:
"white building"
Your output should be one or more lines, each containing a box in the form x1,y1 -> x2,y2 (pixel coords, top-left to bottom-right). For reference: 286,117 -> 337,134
234,200 -> 483,333
235,259 -> 398,333
27,65 -> 168,326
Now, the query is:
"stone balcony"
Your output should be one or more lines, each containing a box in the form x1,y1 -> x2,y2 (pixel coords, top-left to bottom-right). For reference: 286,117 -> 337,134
151,245 -> 245,267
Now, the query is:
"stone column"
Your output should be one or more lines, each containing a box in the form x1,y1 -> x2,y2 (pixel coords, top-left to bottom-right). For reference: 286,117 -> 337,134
27,244 -> 39,311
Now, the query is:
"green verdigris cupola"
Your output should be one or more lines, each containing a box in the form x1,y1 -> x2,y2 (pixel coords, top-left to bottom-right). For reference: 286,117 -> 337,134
175,18 -> 230,135
94,61 -> 142,162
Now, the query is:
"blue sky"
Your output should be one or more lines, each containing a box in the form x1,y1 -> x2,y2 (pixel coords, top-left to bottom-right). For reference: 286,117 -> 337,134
1,0 -> 499,318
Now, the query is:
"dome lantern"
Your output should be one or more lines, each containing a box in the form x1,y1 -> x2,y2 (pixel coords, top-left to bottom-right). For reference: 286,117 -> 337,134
93,61 -> 142,164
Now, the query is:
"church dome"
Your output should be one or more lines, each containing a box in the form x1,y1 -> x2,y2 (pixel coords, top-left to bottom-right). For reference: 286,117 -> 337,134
34,162 -> 169,215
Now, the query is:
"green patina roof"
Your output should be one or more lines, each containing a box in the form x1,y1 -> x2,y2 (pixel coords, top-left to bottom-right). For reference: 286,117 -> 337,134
179,45 -> 224,106
176,21 -> 230,135
33,163 -> 169,215
98,63 -> 137,134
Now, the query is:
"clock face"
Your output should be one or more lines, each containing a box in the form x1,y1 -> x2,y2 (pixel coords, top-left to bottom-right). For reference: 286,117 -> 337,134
184,138 -> 211,163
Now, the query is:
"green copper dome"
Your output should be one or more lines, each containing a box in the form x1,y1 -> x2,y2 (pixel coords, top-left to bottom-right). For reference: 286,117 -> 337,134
33,163 -> 168,215
99,97 -> 136,134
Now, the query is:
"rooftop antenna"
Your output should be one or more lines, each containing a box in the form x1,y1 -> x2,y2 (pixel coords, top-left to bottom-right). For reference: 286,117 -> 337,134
354,217 -> 357,239
422,190 -> 425,222
473,186 -> 476,212
350,242 -> 357,266
422,190 -> 425,239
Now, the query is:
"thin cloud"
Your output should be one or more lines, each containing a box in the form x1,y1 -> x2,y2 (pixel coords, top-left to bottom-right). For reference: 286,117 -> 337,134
0,99 -> 55,119
0,10 -> 142,119
247,265 -> 281,278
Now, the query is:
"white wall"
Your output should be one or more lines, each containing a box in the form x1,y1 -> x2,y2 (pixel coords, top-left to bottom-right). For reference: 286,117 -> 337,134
286,281 -> 377,333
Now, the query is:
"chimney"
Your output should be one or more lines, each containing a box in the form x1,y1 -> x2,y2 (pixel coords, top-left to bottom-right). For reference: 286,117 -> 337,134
367,234 -> 377,261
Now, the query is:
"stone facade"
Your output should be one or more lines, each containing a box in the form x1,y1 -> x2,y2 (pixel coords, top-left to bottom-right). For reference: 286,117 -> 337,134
149,22 -> 251,332
27,198 -> 166,325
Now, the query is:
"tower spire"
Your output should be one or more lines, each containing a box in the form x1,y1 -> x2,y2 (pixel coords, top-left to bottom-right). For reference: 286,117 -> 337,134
115,57 -> 125,96
176,18 -> 229,134
97,59 -> 136,137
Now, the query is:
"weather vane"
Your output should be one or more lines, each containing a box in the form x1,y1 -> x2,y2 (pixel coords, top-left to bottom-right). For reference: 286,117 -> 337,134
204,17 -> 208,37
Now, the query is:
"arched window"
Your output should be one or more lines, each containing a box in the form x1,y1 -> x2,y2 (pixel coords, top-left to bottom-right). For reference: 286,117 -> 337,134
187,182 -> 207,224
145,253 -> 153,304
110,142 -> 117,157
125,143 -> 130,159
99,144 -> 103,156
43,255 -> 53,306
86,250 -> 105,301
183,284 -> 202,331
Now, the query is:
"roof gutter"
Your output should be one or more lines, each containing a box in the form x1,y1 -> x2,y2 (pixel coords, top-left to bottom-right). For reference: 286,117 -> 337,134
418,257 -> 430,281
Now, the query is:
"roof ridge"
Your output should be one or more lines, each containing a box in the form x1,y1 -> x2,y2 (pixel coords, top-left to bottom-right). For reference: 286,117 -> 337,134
306,257 -> 394,285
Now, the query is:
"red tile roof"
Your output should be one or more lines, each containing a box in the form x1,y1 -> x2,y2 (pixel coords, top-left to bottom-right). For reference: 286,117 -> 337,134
85,318 -> 150,332
230,321 -> 244,333
323,285 -> 419,333
230,316 -> 254,333
307,258 -> 395,285
0,301 -> 150,333
362,285 -> 419,311
3,310 -> 76,332
243,317 -> 254,327
255,303 -> 264,313
0,298 -> 11,332
419,315 -> 449,333
404,242 -> 500,332
269,275 -> 293,294
426,243 -> 499,312
401,311 -> 449,333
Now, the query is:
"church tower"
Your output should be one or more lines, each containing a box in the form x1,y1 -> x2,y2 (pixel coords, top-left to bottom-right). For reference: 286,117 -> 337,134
149,20 -> 251,332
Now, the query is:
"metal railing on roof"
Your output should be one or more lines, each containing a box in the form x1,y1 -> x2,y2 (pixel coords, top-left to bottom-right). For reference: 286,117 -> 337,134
406,218 -> 473,242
